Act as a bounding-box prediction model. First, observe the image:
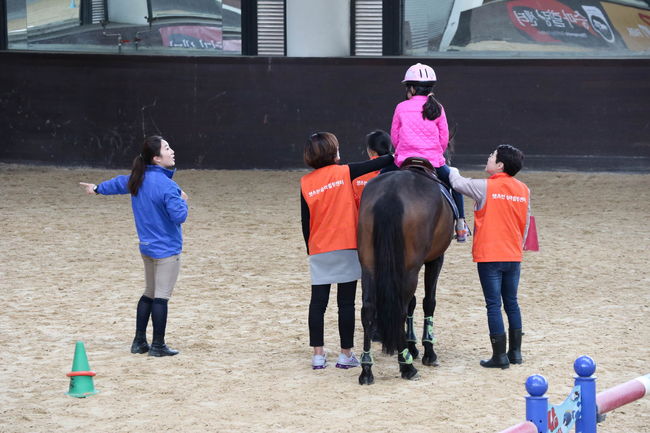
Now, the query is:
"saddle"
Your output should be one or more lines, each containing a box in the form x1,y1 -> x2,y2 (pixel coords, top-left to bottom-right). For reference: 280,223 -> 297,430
401,157 -> 439,182
400,157 -> 459,220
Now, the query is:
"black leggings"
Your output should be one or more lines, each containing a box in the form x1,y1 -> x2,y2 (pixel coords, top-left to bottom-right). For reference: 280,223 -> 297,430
308,281 -> 357,349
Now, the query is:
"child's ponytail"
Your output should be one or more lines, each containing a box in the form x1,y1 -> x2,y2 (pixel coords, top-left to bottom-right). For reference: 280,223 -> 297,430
422,93 -> 442,121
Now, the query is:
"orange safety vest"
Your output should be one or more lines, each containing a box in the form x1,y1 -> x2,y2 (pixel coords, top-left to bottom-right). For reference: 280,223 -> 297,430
473,172 -> 530,263
352,156 -> 380,207
301,164 -> 358,255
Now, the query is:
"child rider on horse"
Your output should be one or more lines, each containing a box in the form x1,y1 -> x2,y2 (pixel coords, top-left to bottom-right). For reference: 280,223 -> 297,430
390,63 -> 468,242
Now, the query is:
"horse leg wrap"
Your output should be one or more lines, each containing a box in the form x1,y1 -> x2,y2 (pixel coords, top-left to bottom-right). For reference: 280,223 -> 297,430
422,316 -> 436,343
406,315 -> 417,342
361,351 -> 374,366
398,349 -> 414,365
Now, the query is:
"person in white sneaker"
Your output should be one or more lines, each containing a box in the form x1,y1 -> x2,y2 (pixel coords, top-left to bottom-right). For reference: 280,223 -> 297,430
301,132 -> 394,370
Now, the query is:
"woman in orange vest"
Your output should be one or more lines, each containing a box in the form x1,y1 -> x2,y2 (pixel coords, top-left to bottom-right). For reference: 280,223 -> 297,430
352,130 -> 394,207
449,145 -> 530,369
301,131 -> 394,370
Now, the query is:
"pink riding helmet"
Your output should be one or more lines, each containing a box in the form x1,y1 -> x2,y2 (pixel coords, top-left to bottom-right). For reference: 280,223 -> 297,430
402,63 -> 437,83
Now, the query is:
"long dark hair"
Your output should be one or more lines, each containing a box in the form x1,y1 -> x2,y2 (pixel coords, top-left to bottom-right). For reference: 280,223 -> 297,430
128,135 -> 163,195
405,82 -> 442,121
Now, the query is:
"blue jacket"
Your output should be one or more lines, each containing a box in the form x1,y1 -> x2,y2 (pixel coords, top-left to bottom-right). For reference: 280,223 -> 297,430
97,165 -> 188,259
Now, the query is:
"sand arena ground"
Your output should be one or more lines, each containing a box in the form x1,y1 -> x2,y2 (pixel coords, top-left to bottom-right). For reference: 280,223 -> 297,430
0,164 -> 648,432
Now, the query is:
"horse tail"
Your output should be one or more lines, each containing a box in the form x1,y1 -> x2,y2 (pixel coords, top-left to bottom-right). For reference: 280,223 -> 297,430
372,194 -> 405,356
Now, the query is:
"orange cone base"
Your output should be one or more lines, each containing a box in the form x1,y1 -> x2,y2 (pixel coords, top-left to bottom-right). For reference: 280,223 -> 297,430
65,375 -> 99,398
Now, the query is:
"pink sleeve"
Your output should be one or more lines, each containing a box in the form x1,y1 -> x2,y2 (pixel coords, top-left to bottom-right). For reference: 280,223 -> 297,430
438,106 -> 449,152
390,106 -> 401,151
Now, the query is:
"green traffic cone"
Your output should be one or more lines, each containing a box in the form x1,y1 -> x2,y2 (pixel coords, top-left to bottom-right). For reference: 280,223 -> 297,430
65,341 -> 99,398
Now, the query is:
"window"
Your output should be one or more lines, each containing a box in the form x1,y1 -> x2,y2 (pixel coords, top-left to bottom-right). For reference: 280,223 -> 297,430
402,0 -> 650,57
6,0 -> 242,55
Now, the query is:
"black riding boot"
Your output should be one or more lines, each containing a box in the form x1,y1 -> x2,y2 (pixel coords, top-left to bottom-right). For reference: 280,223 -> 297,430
480,334 -> 510,369
149,335 -> 179,357
131,295 -> 153,353
130,330 -> 149,354
148,298 -> 179,357
507,328 -> 523,364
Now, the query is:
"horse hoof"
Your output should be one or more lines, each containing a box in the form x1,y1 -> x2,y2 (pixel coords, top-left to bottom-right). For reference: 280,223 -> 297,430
422,356 -> 439,367
359,365 -> 375,385
401,369 -> 420,380
359,373 -> 375,385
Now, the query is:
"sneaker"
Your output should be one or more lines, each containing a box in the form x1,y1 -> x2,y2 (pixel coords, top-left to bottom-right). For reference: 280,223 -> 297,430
312,353 -> 327,370
336,352 -> 360,369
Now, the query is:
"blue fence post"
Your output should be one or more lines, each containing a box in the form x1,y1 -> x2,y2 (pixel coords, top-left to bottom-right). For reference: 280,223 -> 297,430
525,374 -> 548,433
574,355 -> 597,433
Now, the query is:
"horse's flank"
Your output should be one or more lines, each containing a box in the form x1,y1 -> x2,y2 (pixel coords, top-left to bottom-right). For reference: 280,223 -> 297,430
358,170 -> 453,274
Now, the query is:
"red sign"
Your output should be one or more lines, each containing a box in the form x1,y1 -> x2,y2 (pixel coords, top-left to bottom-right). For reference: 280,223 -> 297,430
506,0 -> 597,42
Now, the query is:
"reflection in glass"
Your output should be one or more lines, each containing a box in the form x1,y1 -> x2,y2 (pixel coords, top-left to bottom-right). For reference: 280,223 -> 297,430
149,0 -> 222,20
403,0 -> 454,55
149,0 -> 223,52
403,0 -> 650,57
7,0 -> 27,48
222,0 -> 242,53
6,0 -> 242,55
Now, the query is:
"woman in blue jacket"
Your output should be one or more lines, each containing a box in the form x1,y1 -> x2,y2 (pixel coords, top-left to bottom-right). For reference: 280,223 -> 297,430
80,136 -> 188,357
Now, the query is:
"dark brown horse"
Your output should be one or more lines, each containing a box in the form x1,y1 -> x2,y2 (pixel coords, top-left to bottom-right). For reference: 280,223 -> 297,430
357,161 -> 454,384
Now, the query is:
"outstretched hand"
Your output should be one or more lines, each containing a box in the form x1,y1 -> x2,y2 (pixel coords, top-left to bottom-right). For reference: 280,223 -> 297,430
79,182 -> 96,194
181,190 -> 188,201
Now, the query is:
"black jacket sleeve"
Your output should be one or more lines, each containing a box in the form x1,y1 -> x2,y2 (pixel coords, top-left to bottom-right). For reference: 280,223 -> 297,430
348,154 -> 394,180
300,191 -> 310,254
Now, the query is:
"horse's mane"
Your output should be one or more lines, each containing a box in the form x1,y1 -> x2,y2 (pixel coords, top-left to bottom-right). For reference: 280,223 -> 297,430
445,122 -> 458,164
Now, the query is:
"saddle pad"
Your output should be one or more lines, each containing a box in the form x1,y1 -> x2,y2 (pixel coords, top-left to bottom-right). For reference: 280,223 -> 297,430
438,184 -> 459,220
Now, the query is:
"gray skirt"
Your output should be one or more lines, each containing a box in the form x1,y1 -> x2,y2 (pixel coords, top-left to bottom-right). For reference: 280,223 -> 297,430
309,249 -> 362,285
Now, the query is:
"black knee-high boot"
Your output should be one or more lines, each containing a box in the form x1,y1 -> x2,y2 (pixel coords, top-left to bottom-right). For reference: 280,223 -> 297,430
480,334 -> 509,369
507,328 -> 523,364
149,298 -> 179,357
131,296 -> 152,354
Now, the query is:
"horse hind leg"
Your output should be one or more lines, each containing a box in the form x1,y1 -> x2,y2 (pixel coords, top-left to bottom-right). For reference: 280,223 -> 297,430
399,307 -> 419,380
359,282 -> 375,385
405,296 -> 419,359
422,256 -> 444,367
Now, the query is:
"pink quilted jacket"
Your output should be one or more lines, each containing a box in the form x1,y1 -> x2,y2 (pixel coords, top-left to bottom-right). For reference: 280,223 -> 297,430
390,95 -> 449,168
